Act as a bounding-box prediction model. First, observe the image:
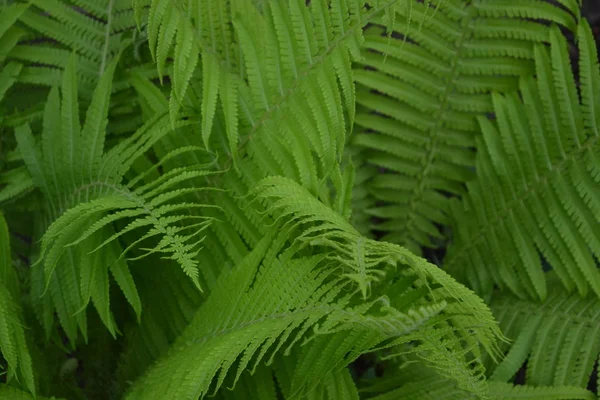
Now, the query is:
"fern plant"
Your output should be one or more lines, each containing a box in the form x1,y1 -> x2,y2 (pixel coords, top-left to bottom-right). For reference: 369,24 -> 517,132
351,0 -> 580,253
0,0 -> 598,399
446,20 -> 600,302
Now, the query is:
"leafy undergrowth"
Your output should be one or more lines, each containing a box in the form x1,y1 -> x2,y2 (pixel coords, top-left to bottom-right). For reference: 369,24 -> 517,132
0,1 -> 599,400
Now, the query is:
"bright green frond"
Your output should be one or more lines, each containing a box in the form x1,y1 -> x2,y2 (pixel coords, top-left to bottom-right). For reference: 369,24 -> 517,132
12,57 -> 213,341
252,176 -> 502,396
125,219 -> 497,399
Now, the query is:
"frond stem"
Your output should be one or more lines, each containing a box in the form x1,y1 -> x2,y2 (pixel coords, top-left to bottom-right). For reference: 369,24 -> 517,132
99,0 -> 114,76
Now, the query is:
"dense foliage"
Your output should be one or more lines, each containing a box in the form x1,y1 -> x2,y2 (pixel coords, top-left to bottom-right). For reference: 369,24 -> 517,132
0,0 -> 598,399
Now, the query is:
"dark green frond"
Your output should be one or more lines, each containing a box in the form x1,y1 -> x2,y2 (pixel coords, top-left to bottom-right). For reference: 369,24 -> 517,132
358,362 -> 597,399
445,20 -> 600,301
488,274 -> 600,391
0,212 -> 36,395
352,0 -> 579,253
0,385 -> 64,400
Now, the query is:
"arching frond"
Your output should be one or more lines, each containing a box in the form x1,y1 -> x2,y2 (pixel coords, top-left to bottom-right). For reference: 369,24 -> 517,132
351,0 -> 579,254
125,212 -> 499,399
132,0 -> 400,179
111,0 -> 404,384
445,21 -> 600,301
250,176 -> 502,396
13,54 -> 215,342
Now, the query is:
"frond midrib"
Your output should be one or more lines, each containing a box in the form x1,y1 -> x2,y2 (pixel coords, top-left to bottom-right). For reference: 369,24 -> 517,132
98,0 -> 115,76
392,4 -> 473,241
181,303 -> 337,347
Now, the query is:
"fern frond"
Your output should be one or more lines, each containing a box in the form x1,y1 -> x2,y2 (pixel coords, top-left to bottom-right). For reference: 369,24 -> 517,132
124,224 -> 485,399
488,274 -> 600,390
352,0 -> 579,253
359,361 -> 479,400
358,360 -> 597,399
135,0 -> 392,185
7,0 -> 134,94
13,54 -> 215,341
0,166 -> 34,204
488,382 -> 596,400
0,3 -> 28,70
0,212 -> 36,395
252,176 -> 503,397
445,20 -> 600,300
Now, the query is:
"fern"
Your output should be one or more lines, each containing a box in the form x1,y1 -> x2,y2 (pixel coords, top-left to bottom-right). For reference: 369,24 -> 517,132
1,0 -> 599,399
9,53 -> 216,343
125,217 -> 494,399
351,0 -> 580,254
487,273 -> 600,391
0,212 -> 35,395
358,361 -> 597,399
445,20 -> 600,301
6,0 -> 135,90
0,385 -> 64,400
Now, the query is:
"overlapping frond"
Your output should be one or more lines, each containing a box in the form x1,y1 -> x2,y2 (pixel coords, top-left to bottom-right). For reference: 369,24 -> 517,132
0,0 -> 158,135
445,21 -> 600,301
0,3 -> 28,61
250,176 -> 502,396
0,4 -> 28,109
4,1 -> 595,399
358,361 -> 597,399
487,274 -> 599,394
351,0 -> 580,254
113,0 -> 397,385
8,54 -> 217,343
5,0 -> 135,93
125,209 -> 499,399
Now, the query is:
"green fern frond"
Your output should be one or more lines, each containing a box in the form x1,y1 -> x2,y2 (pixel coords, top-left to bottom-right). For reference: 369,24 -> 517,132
13,54 -> 216,342
445,20 -> 600,300
5,1 -> 591,399
359,361 -> 479,399
0,166 -> 34,204
252,176 -> 503,397
0,212 -> 36,395
358,360 -> 597,399
6,0 -> 134,93
135,0 -> 396,183
488,274 -> 600,390
352,0 -> 579,253
124,224 -> 488,399
487,382 -> 596,400
0,3 -> 28,63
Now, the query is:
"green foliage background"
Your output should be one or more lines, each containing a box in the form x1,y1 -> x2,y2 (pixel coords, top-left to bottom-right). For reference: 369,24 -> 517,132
0,0 -> 599,399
